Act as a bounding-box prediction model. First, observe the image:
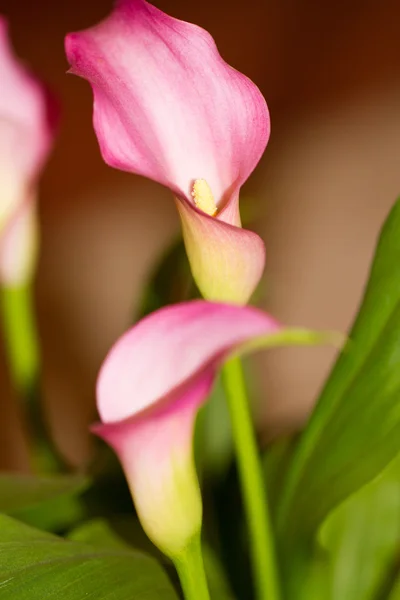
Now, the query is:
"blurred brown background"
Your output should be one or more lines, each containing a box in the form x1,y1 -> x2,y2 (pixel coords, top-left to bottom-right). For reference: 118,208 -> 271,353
1,0 -> 400,469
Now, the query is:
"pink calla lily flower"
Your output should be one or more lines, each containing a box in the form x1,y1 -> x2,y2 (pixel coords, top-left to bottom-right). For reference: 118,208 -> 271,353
92,300 -> 325,557
65,0 -> 270,304
0,17 -> 55,284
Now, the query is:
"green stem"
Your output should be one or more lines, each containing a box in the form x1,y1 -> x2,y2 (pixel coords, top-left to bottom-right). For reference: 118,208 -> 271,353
221,356 -> 281,600
0,283 -> 61,472
174,535 -> 210,600
1,284 -> 39,394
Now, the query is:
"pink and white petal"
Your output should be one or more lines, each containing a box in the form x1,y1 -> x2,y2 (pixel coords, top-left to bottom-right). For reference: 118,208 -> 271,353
65,0 -> 269,209
0,17 -> 56,180
176,198 -> 266,304
96,300 -> 280,424
0,119 -> 29,230
0,196 -> 38,286
93,372 -> 213,556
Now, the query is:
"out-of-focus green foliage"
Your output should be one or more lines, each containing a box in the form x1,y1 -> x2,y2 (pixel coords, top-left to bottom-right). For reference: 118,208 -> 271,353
137,235 -> 198,319
263,436 -> 297,521
278,199 -> 400,546
317,455 -> 400,600
195,374 -> 233,482
0,514 -> 178,599
0,473 -> 89,532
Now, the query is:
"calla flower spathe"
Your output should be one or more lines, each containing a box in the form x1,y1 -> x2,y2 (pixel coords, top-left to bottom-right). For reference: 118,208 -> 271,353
65,0 -> 270,304
0,17 -> 55,284
92,301 -> 329,558
93,301 -> 280,557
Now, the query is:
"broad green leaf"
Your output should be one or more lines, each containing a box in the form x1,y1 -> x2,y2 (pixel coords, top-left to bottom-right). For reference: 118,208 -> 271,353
0,473 -> 88,513
0,514 -> 178,599
68,518 -> 132,549
278,198 -> 400,541
297,553 -> 331,600
318,456 -> 400,600
68,518 -> 161,562
0,473 -> 89,531
69,519 -> 234,599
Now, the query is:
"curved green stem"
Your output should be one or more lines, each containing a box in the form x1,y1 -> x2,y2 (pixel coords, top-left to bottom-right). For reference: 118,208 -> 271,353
174,535 -> 210,600
0,283 -> 61,472
221,356 -> 281,600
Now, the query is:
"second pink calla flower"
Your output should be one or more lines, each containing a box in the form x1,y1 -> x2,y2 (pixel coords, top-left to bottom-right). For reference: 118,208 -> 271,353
93,301 -> 280,557
92,301 -> 327,558
65,0 -> 270,304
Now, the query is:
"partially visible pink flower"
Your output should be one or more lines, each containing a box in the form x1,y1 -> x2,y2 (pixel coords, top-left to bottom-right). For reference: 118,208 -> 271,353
65,0 -> 270,304
0,17 -> 56,284
93,301 -> 282,557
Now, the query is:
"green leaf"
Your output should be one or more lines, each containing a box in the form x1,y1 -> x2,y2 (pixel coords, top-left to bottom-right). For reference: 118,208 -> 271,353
202,544 -> 235,600
69,518 -> 179,589
390,583 -> 400,600
263,436 -> 297,521
389,575 -> 400,600
69,518 -> 234,599
195,374 -> 233,481
319,456 -> 400,600
0,514 -> 178,599
68,518 -> 132,549
137,235 -> 198,320
278,198 -> 400,542
0,473 -> 88,514
0,473 -> 89,531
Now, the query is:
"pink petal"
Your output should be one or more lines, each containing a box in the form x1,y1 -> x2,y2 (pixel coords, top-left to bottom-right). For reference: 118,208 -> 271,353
94,300 -> 280,556
96,300 -> 280,424
93,302 -> 333,556
65,1 -> 269,302
92,373 -> 212,556
0,17 -> 56,183
64,0 -> 269,212
0,16 -> 57,283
